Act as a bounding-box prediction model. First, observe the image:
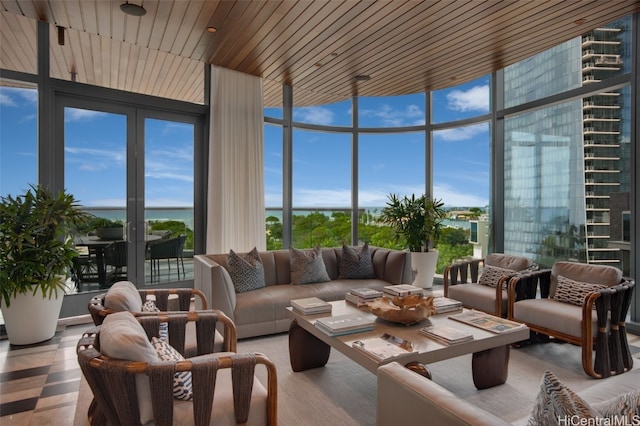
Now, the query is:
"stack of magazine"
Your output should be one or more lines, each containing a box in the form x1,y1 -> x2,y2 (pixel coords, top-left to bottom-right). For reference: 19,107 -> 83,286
382,284 -> 424,297
352,333 -> 416,361
432,297 -> 463,314
419,324 -> 474,345
314,313 -> 375,336
290,297 -> 332,315
345,287 -> 383,307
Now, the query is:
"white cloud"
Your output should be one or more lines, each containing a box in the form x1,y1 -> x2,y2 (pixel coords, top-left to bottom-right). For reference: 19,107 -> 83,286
435,123 -> 488,141
0,92 -> 17,106
293,106 -> 334,125
447,85 -> 489,113
434,183 -> 488,207
360,104 -> 424,126
65,108 -> 108,122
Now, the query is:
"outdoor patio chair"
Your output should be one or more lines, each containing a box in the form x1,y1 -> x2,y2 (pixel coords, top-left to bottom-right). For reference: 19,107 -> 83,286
148,234 -> 187,281
443,253 -> 536,317
103,240 -> 128,286
507,261 -> 635,378
77,311 -> 277,425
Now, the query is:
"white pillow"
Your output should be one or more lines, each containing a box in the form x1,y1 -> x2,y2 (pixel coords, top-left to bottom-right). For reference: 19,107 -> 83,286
100,311 -> 157,424
104,281 -> 143,312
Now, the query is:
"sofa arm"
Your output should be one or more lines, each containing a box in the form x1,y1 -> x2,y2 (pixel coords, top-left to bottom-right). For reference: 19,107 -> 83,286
194,255 -> 236,321
377,363 -> 509,426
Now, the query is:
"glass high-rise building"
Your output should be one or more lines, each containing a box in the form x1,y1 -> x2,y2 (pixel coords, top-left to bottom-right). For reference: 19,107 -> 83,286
503,17 -> 632,271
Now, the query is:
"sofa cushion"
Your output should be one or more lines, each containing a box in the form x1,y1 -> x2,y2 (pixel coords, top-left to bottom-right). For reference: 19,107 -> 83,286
151,337 -> 193,401
100,311 -> 158,424
339,242 -> 375,279
552,275 -> 606,307
478,265 -> 516,288
104,281 -> 143,312
527,370 -> 599,425
228,248 -> 266,293
289,245 -> 331,285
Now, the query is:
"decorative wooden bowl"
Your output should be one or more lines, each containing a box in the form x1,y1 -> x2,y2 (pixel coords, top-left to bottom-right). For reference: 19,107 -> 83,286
369,295 -> 435,325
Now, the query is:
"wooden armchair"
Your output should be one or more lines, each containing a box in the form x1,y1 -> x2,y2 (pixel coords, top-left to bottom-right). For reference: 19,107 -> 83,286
77,312 -> 276,425
507,261 -> 635,378
88,281 -> 234,356
443,253 -> 535,317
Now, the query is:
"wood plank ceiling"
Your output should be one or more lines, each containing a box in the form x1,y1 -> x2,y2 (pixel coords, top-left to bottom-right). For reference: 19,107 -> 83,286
2,0 -> 640,107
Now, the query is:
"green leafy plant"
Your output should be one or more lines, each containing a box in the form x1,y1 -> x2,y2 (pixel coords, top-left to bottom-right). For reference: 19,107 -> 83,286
0,185 -> 92,307
379,193 -> 446,252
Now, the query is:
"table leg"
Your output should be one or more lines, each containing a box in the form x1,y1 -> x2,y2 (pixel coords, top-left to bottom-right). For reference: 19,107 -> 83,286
95,248 -> 107,288
472,344 -> 510,389
405,361 -> 432,380
288,320 -> 331,372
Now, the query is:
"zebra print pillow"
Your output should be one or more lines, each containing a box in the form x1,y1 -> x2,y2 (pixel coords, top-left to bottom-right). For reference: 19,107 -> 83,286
527,371 -> 599,425
152,337 -> 193,401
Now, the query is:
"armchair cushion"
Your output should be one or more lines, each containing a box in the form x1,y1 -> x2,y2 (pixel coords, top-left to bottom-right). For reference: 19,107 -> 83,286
478,265 -> 516,288
228,248 -> 266,293
550,262 -> 622,297
528,370 -> 599,425
485,253 -> 532,271
289,245 -> 331,285
338,242 -> 375,279
99,312 -> 158,424
552,275 -> 606,307
104,280 -> 143,312
152,337 -> 193,401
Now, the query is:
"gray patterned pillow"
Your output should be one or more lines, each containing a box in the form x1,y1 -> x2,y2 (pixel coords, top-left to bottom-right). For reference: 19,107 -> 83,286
591,391 -> 640,420
527,371 -> 599,425
339,242 -> 375,279
290,245 -> 330,285
478,265 -> 517,288
227,247 -> 266,293
151,337 -> 192,401
552,275 -> 606,306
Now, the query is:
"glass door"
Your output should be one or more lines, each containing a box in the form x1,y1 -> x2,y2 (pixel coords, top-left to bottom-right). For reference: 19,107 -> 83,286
143,117 -> 195,285
64,105 -> 130,293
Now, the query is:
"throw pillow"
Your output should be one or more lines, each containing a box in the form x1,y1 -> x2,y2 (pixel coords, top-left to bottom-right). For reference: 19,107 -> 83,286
151,337 -> 193,401
339,242 -> 375,279
142,300 -> 169,342
227,247 -> 266,293
478,265 -> 516,288
104,281 -> 143,312
527,370 -> 599,426
100,311 -> 158,425
552,275 -> 607,306
290,245 -> 331,285
591,390 -> 640,421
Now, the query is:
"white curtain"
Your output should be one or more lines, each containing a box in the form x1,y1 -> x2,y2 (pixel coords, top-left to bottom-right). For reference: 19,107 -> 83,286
207,66 -> 265,253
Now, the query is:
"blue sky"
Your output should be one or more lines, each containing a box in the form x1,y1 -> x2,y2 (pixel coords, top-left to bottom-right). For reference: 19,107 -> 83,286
1,76 -> 490,210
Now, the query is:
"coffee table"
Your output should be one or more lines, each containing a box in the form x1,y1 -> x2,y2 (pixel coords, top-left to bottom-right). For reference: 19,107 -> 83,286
286,300 -> 529,389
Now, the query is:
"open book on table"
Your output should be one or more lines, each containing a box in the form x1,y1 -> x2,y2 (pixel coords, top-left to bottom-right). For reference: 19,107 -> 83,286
352,333 -> 416,361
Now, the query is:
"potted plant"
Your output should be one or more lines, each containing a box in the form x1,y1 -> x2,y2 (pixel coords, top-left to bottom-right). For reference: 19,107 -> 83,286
0,184 -> 91,345
91,217 -> 124,240
379,194 -> 446,288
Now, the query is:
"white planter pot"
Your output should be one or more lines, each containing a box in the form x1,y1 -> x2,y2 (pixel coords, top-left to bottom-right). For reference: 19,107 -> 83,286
411,250 -> 439,289
1,286 -> 64,345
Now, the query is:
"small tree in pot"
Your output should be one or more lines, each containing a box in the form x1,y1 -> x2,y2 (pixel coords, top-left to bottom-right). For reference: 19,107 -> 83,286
0,184 -> 91,344
379,194 -> 446,288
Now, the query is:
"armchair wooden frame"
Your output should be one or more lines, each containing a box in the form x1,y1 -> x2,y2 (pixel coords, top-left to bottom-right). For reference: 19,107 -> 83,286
88,288 -> 208,325
77,315 -> 276,426
507,269 -> 635,378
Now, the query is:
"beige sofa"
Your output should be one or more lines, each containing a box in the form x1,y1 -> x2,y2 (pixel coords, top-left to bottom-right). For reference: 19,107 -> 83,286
194,246 -> 413,339
377,362 -> 640,426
